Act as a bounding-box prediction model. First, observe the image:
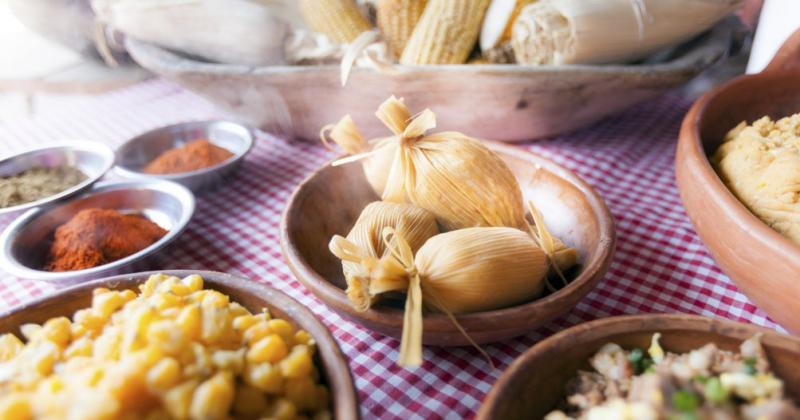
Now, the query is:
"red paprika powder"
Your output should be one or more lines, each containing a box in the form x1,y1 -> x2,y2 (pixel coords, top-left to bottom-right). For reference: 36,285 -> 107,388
144,139 -> 234,174
45,208 -> 168,272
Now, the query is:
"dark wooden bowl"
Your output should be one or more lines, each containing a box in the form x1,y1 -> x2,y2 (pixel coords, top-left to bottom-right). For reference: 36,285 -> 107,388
676,28 -> 800,334
477,314 -> 800,419
281,141 -> 615,346
0,270 -> 360,420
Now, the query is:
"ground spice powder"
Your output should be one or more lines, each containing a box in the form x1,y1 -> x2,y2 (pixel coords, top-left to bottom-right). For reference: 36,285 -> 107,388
45,208 -> 168,272
143,139 -> 234,174
0,166 -> 86,208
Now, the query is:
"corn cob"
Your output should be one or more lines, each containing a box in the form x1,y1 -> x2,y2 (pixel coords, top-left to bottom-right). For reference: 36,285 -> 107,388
400,0 -> 491,65
376,0 -> 427,58
298,0 -> 373,44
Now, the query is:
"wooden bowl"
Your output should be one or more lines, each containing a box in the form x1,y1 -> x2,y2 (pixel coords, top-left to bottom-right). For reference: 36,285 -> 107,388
676,28 -> 800,334
124,21 -> 733,143
0,270 -> 360,420
477,314 -> 800,419
280,141 -> 615,346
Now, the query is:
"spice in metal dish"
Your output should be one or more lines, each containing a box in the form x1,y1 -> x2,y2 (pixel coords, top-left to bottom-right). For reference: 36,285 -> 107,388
143,140 -> 234,174
45,208 -> 168,272
0,166 -> 87,208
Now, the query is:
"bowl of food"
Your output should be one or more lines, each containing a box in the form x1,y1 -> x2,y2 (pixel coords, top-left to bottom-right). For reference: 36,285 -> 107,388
0,141 -> 115,216
0,270 -> 359,419
281,97 -> 615,366
0,179 -> 194,283
477,314 -> 800,419
119,0 -> 740,142
675,28 -> 800,334
114,121 -> 254,192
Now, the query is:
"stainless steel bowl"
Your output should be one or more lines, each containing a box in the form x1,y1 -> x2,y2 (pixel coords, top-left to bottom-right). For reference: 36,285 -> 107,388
114,120 -> 254,192
0,142 -> 115,216
0,179 -> 195,283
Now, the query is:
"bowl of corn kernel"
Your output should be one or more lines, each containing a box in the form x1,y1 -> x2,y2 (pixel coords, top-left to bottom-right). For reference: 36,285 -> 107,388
0,270 -> 358,419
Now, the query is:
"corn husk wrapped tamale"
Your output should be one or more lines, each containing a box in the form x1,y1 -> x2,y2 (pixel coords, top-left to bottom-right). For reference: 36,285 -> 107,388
330,202 -> 438,312
325,96 -> 526,231
332,226 -> 550,366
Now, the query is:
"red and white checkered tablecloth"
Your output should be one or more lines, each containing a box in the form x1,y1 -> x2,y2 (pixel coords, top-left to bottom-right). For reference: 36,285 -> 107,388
0,80 -> 781,419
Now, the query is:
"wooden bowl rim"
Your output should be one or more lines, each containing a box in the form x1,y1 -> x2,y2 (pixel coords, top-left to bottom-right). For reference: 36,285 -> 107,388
280,140 -> 616,332
124,21 -> 730,77
677,68 -> 800,260
0,269 -> 360,420
476,314 -> 800,419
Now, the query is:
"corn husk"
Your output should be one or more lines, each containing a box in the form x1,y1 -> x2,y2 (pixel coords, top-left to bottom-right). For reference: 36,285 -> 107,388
322,115 -> 397,197
480,0 -> 534,63
335,226 -> 549,366
330,202 -> 438,312
511,0 -> 742,65
92,0 -> 290,66
376,0 -> 427,58
330,96 -> 526,231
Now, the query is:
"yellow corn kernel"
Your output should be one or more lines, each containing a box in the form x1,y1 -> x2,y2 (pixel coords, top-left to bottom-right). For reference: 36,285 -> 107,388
64,337 -> 93,358
400,0 -> 491,64
245,362 -> 283,393
150,292 -> 182,311
0,334 -> 24,362
265,398 -> 297,420
0,393 -> 31,420
253,309 -> 271,323
377,0 -> 427,57
298,0 -> 372,44
19,324 -> 41,342
232,384 -> 267,417
120,289 -> 137,302
243,322 -> 272,345
94,327 -> 122,360
181,274 -> 203,292
247,335 -> 288,364
233,315 -> 257,333
164,379 -> 198,419
71,323 -> 88,339
38,375 -> 64,394
183,343 -> 212,378
201,290 -> 229,309
147,321 -> 187,355
41,317 -> 71,347
146,357 -> 181,391
293,330 -> 314,347
140,274 -> 169,297
92,291 -> 126,319
211,349 -> 245,374
73,308 -> 105,332
201,305 -> 230,345
189,371 -> 234,420
281,345 -> 313,379
31,341 -> 58,376
266,319 -> 294,341
93,287 -> 111,296
177,304 -> 201,341
229,302 -> 250,318
285,377 -> 316,411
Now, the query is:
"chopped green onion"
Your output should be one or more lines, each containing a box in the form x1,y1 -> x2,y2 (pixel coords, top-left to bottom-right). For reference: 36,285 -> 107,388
629,348 -> 654,374
672,390 -> 700,412
629,348 -> 644,363
744,357 -> 757,375
704,377 -> 728,403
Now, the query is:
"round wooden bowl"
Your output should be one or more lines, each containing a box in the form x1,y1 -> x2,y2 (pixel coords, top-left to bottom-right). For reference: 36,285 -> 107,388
675,28 -> 800,334
477,314 -> 800,419
280,141 -> 615,346
0,270 -> 360,420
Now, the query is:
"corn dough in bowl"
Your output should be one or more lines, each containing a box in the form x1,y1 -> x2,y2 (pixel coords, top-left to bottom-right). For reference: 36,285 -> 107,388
713,113 -> 800,245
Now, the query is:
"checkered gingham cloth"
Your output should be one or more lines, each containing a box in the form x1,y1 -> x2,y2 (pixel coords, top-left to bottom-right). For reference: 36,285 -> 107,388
0,79 -> 781,420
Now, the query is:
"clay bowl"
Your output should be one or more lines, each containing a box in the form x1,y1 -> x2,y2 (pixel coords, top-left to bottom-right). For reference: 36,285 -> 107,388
0,270 -> 360,419
676,28 -> 800,334
477,314 -> 800,419
281,141 -> 615,346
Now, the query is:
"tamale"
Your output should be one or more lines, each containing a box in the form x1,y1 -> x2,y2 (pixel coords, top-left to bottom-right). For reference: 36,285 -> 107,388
332,226 -> 549,366
329,202 -> 438,312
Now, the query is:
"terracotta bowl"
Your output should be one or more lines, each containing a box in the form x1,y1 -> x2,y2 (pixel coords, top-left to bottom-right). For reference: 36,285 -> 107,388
281,141 -> 615,346
0,270 -> 360,420
675,28 -> 800,334
477,314 -> 800,419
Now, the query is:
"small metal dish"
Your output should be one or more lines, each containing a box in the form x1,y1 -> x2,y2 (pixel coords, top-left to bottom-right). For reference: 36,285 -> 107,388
0,142 -> 115,216
0,179 -> 195,283
114,120 -> 254,192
